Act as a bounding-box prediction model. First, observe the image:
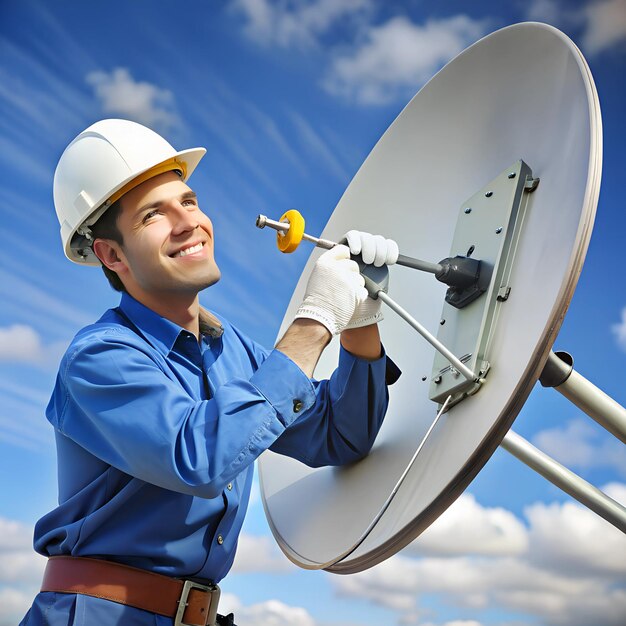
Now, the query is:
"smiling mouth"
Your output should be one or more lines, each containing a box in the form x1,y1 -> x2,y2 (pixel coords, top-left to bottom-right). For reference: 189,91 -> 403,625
172,242 -> 205,258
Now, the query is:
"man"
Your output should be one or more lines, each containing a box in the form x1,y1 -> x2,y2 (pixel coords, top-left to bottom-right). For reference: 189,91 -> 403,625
20,119 -> 400,626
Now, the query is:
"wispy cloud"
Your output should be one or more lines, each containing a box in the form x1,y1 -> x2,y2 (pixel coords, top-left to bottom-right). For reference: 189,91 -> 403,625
0,34 -> 93,191
323,15 -> 490,105
525,0 -> 563,23
86,67 -> 181,134
0,37 -> 91,143
287,110 -> 351,182
241,104 -> 310,179
183,90 -> 290,201
331,487 -> 626,625
0,382 -> 54,452
532,418 -> 626,477
0,133 -> 51,188
525,0 -> 626,56
612,306 -> 626,351
231,0 -> 372,49
581,0 -> 626,54
0,276 -> 92,346
0,378 -> 50,408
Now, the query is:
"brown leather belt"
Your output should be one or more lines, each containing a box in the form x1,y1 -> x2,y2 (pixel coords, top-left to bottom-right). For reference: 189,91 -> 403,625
41,556 -> 220,626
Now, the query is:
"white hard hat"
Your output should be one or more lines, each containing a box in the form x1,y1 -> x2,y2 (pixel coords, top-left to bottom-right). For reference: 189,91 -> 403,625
53,118 -> 206,265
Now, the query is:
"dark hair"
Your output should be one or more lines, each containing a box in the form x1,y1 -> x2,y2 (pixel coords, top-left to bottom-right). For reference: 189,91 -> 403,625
90,200 -> 126,292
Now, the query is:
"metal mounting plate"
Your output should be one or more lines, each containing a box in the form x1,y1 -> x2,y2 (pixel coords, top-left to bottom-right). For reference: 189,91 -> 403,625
429,160 -> 536,406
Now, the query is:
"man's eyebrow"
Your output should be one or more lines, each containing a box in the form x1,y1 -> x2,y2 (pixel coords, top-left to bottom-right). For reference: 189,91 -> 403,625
134,191 -> 198,218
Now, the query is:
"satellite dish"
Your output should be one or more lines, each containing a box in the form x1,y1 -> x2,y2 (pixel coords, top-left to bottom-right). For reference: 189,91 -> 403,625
258,22 -> 623,574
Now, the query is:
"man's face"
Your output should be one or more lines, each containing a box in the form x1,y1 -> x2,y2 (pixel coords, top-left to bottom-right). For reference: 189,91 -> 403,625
111,171 -> 221,303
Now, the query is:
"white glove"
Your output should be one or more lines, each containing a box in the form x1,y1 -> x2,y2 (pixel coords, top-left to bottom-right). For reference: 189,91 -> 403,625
343,231 -> 399,330
295,245 -> 368,335
344,230 -> 399,267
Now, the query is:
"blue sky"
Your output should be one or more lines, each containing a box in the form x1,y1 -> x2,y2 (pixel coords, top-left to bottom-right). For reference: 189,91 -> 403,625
1,1 -> 625,625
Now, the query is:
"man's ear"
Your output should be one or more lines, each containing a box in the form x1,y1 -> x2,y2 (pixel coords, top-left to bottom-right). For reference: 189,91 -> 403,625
93,239 -> 128,275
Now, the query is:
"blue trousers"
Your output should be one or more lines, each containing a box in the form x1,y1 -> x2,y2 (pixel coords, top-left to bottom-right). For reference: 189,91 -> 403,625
21,592 -> 236,626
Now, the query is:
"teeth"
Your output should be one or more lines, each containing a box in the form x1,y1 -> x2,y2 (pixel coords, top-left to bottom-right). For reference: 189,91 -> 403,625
177,243 -> 203,257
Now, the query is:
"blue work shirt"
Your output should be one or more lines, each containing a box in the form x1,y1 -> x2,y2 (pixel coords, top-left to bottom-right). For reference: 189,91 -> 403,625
23,292 -> 399,625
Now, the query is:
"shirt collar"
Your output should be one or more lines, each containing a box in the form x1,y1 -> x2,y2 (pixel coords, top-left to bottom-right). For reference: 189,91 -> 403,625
118,292 -> 192,357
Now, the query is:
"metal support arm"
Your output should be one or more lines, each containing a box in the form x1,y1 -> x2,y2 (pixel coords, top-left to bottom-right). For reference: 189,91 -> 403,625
501,430 -> 626,533
540,351 -> 626,444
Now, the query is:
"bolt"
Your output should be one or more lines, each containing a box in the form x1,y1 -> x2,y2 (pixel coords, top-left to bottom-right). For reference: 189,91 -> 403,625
485,191 -> 493,198
495,227 -> 503,234
508,172 -> 516,179
434,376 -> 442,384
440,319 -> 446,325
464,207 -> 472,214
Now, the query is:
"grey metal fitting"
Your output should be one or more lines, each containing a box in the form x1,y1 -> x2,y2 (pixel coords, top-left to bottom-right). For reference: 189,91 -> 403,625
539,351 -> 573,388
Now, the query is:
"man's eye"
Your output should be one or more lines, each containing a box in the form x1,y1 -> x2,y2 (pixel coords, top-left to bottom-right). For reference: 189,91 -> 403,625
142,209 -> 159,223
182,199 -> 197,207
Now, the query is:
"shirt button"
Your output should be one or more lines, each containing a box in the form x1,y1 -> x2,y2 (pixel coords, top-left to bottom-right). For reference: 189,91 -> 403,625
227,483 -> 232,491
293,399 -> 303,413
217,535 -> 224,545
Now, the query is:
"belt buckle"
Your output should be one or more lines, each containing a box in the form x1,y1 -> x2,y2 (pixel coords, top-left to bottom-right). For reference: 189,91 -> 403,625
175,580 -> 220,626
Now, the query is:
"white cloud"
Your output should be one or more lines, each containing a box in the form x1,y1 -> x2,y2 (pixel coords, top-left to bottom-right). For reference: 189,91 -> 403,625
525,495 -> 626,576
612,307 -> 626,351
0,325 -> 41,362
0,518 -> 34,553
604,481 -> 626,504
218,592 -> 317,626
323,15 -> 489,105
231,0 -> 372,49
0,587 -> 35,626
335,552 -> 626,626
0,518 -> 46,586
532,419 -> 626,477
230,533 -> 295,573
0,518 -> 46,626
331,488 -> 626,626
0,324 -> 67,369
232,4 -> 491,106
86,67 -> 180,133
406,493 -> 528,557
420,622 -> 484,626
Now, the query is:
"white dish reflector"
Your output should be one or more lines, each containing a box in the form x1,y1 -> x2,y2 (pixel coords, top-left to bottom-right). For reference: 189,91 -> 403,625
259,22 -> 602,573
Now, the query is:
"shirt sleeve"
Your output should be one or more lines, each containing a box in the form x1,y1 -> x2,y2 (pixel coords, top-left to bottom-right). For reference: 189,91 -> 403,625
269,345 -> 401,467
51,329 -> 317,499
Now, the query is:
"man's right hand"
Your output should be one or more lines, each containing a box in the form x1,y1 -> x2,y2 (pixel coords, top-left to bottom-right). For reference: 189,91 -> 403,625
294,245 -> 368,336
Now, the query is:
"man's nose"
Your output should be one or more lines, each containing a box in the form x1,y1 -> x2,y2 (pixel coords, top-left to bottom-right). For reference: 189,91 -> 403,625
170,203 -> 199,235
